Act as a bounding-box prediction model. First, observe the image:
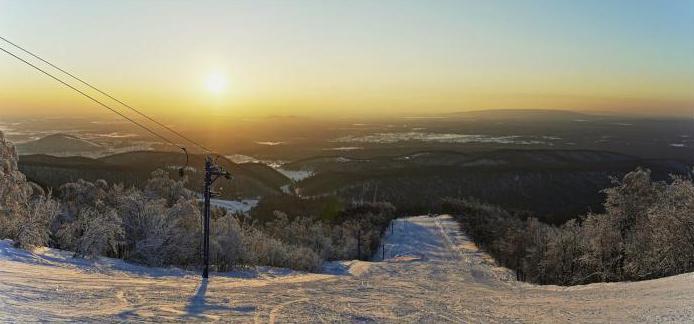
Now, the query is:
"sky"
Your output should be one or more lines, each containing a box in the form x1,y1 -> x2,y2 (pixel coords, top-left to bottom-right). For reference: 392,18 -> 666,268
1,0 -> 693,120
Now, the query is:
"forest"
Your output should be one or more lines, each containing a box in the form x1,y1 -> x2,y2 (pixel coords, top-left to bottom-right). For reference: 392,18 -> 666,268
2,150 -> 396,272
5,129 -> 694,284
441,167 -> 694,285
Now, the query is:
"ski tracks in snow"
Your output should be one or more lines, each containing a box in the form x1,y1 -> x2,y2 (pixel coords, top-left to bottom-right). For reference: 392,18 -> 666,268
3,215 -> 694,322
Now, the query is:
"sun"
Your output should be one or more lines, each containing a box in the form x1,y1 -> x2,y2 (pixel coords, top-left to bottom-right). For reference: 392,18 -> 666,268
204,72 -> 228,94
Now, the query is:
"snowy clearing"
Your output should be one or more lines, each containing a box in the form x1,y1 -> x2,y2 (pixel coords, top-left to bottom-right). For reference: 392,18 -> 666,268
207,198 -> 259,214
2,215 -> 694,322
276,168 -> 314,182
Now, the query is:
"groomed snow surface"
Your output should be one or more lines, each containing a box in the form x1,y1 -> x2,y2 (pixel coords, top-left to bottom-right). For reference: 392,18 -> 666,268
2,215 -> 694,322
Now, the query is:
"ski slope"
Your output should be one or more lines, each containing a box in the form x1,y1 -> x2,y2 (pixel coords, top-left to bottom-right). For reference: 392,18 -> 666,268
2,215 -> 694,322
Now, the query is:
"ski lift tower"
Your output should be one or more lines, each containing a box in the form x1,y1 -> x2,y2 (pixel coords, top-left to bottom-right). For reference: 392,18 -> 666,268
202,156 -> 231,279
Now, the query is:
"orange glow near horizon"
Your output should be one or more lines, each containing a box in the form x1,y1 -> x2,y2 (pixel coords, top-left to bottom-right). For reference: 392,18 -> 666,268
1,1 -> 693,120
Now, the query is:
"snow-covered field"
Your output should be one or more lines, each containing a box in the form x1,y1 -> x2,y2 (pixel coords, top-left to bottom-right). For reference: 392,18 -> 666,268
276,168 -> 314,182
208,198 -> 259,214
2,215 -> 694,322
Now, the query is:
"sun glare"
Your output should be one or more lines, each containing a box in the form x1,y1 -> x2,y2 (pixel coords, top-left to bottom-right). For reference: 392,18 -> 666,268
205,72 -> 228,94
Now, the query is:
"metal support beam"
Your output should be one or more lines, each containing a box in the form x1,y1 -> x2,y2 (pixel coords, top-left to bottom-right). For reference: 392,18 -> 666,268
202,158 -> 212,278
202,156 -> 231,279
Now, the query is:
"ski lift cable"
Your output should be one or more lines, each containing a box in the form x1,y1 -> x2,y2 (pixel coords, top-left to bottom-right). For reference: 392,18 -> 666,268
0,35 -> 214,154
0,45 -> 184,152
2,40 -> 229,278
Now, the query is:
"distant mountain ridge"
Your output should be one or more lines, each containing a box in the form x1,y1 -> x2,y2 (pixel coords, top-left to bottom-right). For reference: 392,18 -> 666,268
18,151 -> 291,199
288,148 -> 693,222
446,109 -> 594,120
16,133 -> 102,155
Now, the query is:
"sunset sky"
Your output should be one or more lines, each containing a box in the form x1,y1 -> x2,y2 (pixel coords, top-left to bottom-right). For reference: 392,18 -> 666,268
1,0 -> 693,119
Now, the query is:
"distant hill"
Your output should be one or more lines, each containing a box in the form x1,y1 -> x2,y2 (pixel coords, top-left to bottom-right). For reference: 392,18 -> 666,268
290,149 -> 693,223
101,151 -> 292,197
284,149 -> 638,174
18,151 -> 291,199
446,109 -> 594,121
16,134 -> 102,155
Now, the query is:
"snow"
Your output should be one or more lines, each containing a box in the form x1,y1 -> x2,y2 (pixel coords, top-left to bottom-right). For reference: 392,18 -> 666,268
254,141 -> 284,146
207,198 -> 258,214
275,168 -> 314,182
322,146 -> 363,151
0,239 -> 189,278
3,215 -> 694,322
224,154 -> 260,164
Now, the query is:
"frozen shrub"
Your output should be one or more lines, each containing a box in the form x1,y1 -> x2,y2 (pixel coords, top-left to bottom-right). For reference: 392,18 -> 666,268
145,169 -> 191,205
211,214 -> 244,271
54,218 -> 80,251
14,193 -> 60,249
128,200 -> 170,265
286,246 -> 322,272
162,198 -> 201,265
75,207 -> 123,258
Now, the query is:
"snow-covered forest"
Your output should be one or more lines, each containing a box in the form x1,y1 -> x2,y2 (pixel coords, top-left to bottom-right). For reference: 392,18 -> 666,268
1,131 -> 396,272
6,133 -> 694,321
5,127 -> 694,285
442,167 -> 694,285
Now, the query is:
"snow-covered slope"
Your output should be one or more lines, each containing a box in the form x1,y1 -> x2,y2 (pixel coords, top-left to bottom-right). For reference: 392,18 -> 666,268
2,215 -> 694,322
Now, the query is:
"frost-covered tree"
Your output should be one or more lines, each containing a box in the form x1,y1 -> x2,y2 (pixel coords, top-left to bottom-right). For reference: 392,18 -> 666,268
211,214 -> 244,271
2,130 -> 384,272
642,176 -> 694,278
233,223 -> 322,271
442,168 -> 694,285
603,168 -> 662,238
0,131 -> 60,249
521,217 -> 552,283
267,212 -> 338,259
579,212 -> 623,282
542,219 -> 585,285
162,198 -> 201,265
144,169 -> 191,205
75,207 -> 123,258
113,196 -> 201,266
127,199 -> 171,265
0,131 -> 30,240
60,180 -> 94,208
15,193 -> 60,249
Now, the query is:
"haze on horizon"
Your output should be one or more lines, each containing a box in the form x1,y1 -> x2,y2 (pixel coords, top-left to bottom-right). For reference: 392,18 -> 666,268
1,0 -> 693,121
